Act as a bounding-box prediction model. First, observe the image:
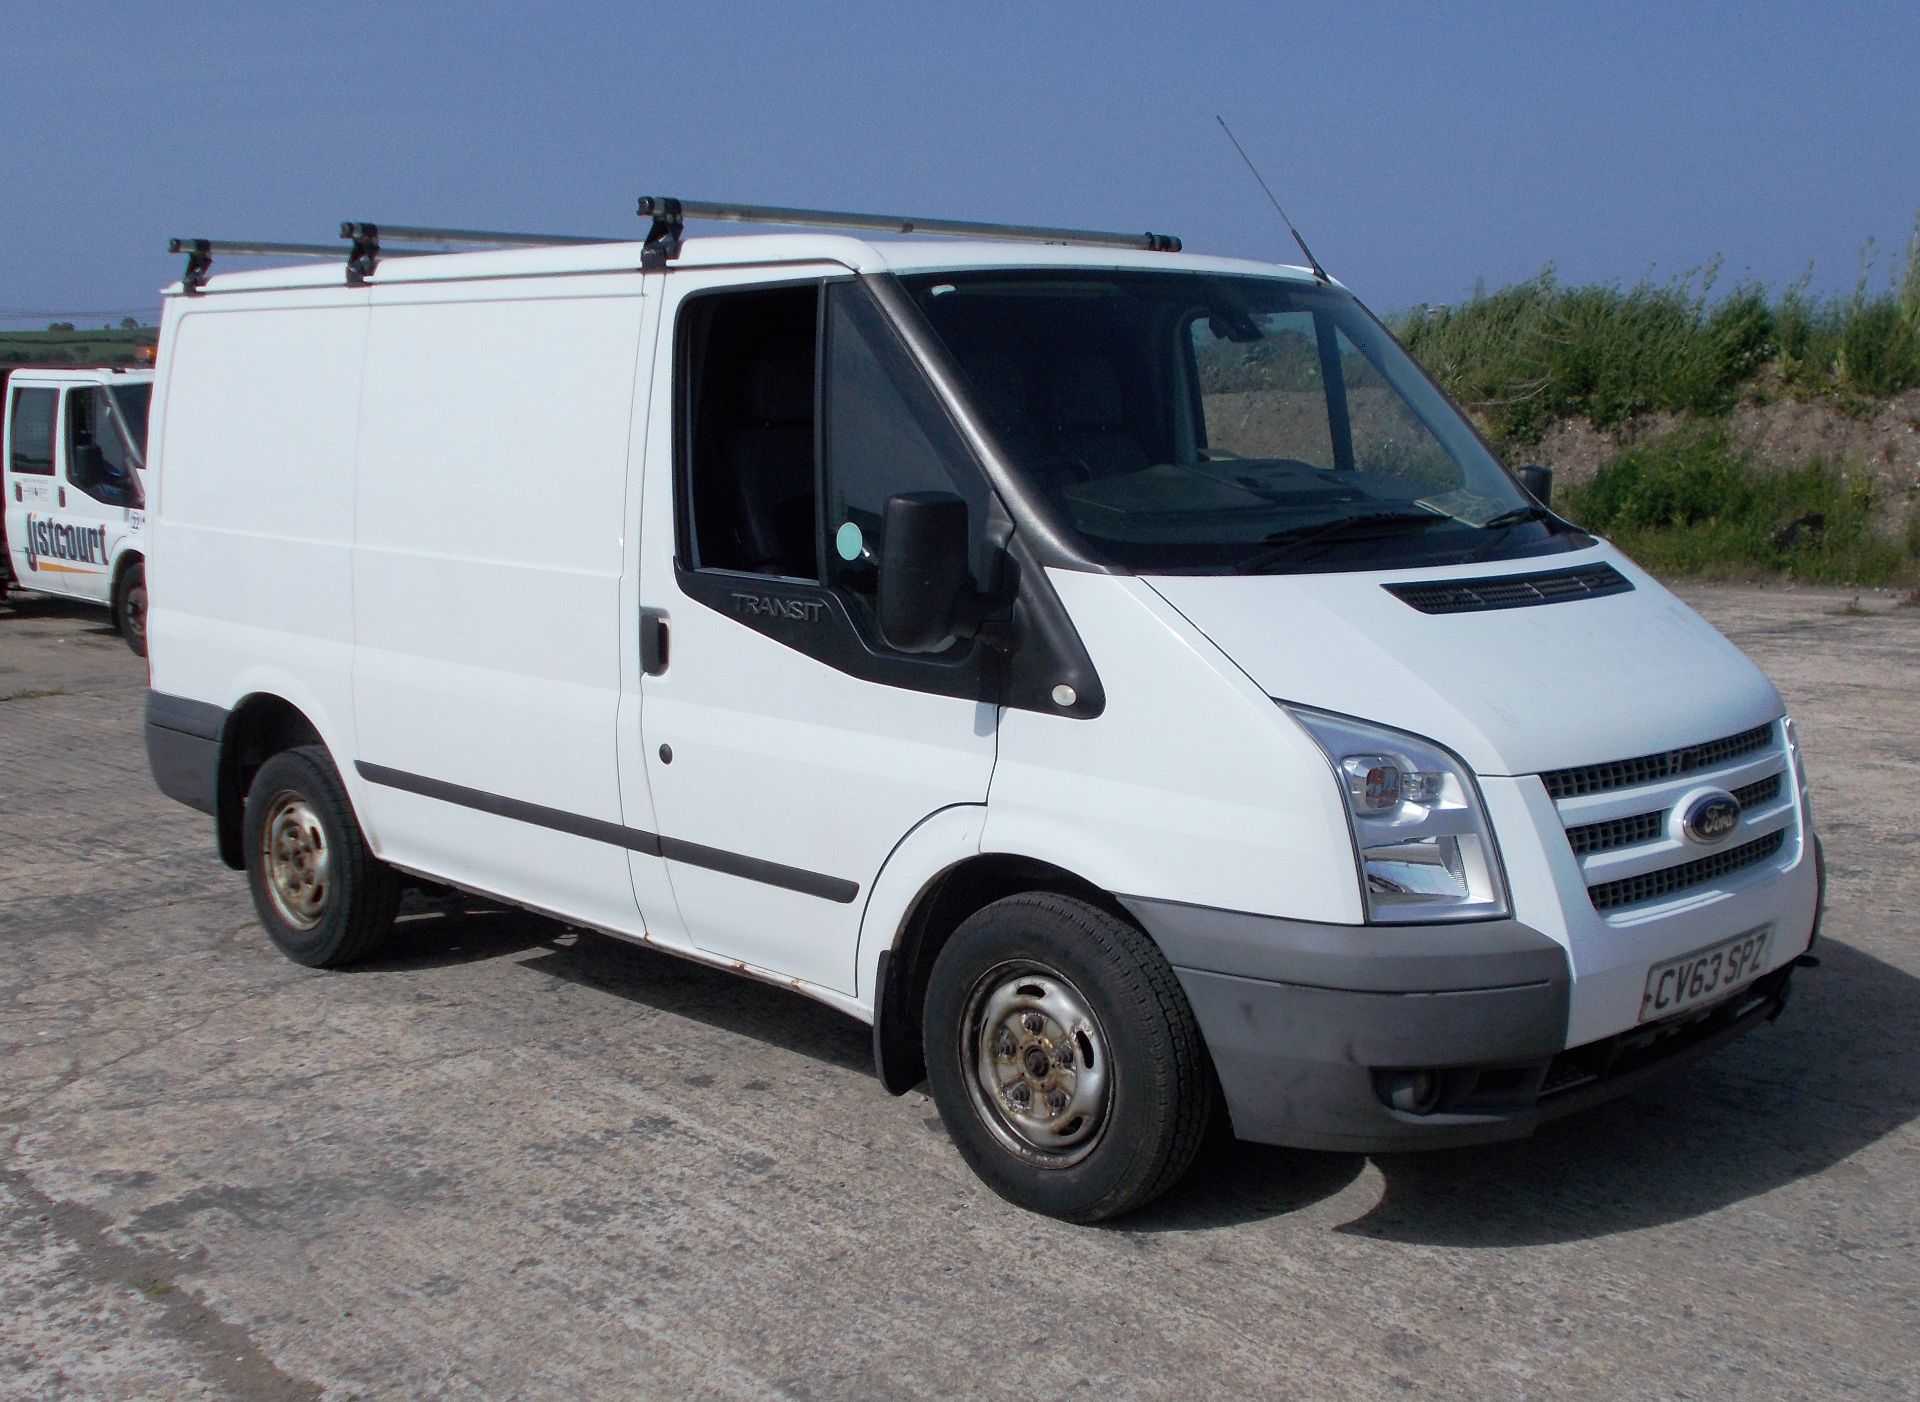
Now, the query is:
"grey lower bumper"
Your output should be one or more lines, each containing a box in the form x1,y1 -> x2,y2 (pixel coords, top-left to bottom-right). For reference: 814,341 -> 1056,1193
1123,896 -> 1792,1154
145,691 -> 225,817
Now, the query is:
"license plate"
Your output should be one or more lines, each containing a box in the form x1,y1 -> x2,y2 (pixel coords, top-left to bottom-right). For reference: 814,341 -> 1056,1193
1639,927 -> 1771,1023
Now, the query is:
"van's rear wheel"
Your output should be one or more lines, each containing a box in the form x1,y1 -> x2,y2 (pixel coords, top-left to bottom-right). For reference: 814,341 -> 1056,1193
242,746 -> 399,967
114,560 -> 147,657
924,893 -> 1211,1222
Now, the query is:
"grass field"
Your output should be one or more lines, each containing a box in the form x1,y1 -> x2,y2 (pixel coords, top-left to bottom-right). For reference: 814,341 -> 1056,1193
1,327 -> 156,367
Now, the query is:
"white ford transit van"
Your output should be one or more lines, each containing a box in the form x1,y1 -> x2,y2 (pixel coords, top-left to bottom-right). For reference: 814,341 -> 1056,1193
3,366 -> 154,652
143,203 -> 1823,1221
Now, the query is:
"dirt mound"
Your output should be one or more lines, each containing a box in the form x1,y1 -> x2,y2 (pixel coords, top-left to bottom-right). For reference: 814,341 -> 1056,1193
1510,389 -> 1920,534
1522,388 -> 1920,490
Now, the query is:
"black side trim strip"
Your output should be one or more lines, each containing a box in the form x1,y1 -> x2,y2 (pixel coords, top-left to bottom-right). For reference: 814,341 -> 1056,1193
659,834 -> 859,904
353,761 -> 858,903
357,761 -> 657,853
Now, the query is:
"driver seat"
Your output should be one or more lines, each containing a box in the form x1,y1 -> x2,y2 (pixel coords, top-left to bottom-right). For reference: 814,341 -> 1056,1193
1048,354 -> 1148,480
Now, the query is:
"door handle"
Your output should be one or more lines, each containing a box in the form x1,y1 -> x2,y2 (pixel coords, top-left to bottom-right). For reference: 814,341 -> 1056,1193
641,607 -> 670,676
58,488 -> 67,507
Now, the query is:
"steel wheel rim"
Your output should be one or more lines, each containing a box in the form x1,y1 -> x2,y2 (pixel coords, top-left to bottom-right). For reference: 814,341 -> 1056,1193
960,960 -> 1112,1167
261,790 -> 330,931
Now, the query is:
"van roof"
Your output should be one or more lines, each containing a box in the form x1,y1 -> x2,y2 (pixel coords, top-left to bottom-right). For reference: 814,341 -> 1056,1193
6,366 -> 156,385
163,233 -> 1327,298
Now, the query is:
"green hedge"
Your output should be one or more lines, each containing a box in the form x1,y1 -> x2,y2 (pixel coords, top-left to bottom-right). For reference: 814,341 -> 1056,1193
1559,427 -> 1917,585
1394,220 -> 1920,451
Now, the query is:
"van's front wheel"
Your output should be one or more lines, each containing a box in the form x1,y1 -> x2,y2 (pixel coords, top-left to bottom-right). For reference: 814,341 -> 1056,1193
242,746 -> 399,967
924,893 -> 1212,1222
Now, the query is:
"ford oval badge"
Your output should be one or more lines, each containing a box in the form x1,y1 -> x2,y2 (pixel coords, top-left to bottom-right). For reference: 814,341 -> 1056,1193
1682,792 -> 1741,845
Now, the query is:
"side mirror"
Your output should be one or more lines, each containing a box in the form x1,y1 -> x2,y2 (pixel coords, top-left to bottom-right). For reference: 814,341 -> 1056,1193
878,491 -> 971,654
1517,463 -> 1553,507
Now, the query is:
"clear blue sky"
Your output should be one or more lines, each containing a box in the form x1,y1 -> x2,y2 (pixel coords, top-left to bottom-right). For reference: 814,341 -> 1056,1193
6,0 -> 1916,328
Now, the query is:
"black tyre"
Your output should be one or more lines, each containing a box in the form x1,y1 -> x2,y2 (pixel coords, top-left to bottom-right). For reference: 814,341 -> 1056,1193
924,893 -> 1212,1222
242,746 -> 400,968
113,559 -> 148,657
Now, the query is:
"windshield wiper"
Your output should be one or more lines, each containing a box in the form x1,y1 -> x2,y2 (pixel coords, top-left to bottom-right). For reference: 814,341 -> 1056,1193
1236,511 -> 1448,572
1463,503 -> 1559,561
1480,503 -> 1556,531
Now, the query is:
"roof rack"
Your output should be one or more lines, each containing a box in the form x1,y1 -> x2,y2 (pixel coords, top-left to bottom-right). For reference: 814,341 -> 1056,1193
169,224 -> 617,293
636,196 -> 1182,267
170,199 -> 1185,293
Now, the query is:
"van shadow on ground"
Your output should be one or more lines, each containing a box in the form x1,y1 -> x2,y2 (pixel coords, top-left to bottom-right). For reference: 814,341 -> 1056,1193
350,893 -> 869,1073
0,591 -> 120,639
510,918 -> 874,1072
347,890 -> 572,972
353,897 -> 1919,1244
1320,938 -> 1919,1246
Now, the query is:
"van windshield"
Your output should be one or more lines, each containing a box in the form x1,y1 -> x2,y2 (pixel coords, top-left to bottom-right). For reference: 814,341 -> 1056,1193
900,270 -> 1582,574
108,383 -> 153,461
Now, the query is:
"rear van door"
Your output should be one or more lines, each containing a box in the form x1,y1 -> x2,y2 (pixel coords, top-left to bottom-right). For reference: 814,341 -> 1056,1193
5,382 -> 77,597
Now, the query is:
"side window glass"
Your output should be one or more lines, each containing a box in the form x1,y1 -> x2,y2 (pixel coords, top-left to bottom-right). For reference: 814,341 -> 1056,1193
66,388 -> 139,505
821,282 -> 991,619
8,388 -> 56,476
682,284 -> 822,579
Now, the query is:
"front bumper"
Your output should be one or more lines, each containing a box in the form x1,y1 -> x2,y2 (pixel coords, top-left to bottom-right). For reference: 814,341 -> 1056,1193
1122,896 -> 1796,1154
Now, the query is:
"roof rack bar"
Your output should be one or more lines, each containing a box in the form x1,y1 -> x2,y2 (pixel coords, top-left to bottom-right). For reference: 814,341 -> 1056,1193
337,221 -> 618,284
634,196 -> 1182,260
336,222 -> 614,250
168,237 -> 348,294
168,237 -> 345,260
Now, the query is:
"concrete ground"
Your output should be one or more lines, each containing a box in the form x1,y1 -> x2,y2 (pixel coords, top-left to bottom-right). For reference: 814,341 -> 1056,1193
1,583 -> 1915,1400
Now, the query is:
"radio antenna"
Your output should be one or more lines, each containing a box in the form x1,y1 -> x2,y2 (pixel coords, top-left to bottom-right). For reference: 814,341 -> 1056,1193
1215,116 -> 1329,282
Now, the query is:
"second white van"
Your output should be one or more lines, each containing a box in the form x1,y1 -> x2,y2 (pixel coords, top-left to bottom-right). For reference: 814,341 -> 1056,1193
3,365 -> 154,651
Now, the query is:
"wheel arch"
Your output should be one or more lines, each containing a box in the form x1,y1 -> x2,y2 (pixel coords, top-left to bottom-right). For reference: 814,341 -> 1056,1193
108,546 -> 143,596
870,849 -> 1136,1095
213,693 -> 326,869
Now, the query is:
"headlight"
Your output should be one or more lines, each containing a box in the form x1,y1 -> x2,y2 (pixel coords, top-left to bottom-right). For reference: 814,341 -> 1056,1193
1286,706 -> 1510,923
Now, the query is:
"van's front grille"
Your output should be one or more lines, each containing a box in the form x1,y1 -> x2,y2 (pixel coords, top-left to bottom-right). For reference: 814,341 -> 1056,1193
1539,721 -> 1796,913
1732,773 -> 1782,808
1587,831 -> 1786,911
1560,772 -> 1785,860
1566,809 -> 1667,856
1541,724 -> 1775,801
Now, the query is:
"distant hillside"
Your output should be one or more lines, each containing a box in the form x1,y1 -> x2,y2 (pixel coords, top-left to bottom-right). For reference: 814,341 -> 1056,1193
0,327 -> 157,367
